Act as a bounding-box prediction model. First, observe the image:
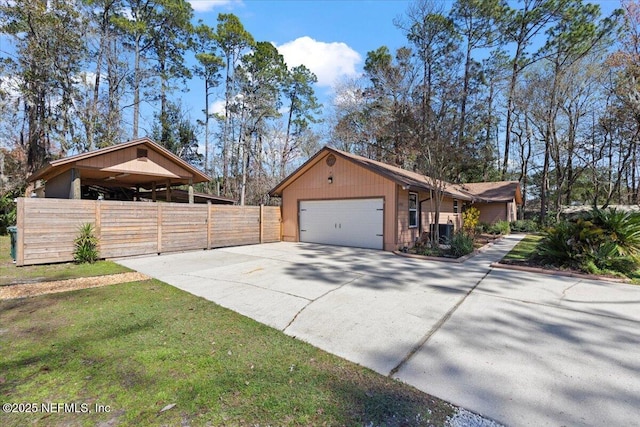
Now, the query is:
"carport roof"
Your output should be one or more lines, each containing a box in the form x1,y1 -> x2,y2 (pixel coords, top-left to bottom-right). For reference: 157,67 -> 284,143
270,146 -> 519,203
27,137 -> 211,189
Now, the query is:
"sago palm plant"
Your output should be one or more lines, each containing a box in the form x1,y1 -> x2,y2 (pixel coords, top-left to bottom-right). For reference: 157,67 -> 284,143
536,208 -> 640,276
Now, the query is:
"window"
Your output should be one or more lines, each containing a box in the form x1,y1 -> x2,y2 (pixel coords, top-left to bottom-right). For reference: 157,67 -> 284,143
137,148 -> 148,160
409,192 -> 418,228
453,199 -> 459,214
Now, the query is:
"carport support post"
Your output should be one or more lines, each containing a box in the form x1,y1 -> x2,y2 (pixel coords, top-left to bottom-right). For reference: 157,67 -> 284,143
188,178 -> 194,204
166,181 -> 171,202
70,168 -> 81,199
151,182 -> 156,202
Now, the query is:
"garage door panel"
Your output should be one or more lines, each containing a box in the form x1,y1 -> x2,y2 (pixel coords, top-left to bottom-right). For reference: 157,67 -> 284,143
299,199 -> 383,249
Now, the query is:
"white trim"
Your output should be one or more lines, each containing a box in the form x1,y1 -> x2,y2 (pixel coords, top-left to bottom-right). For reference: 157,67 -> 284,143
409,192 -> 418,228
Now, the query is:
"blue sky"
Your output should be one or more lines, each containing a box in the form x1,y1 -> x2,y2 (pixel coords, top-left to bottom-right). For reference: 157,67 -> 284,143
178,0 -> 623,131
0,0 -> 625,144
179,0 -> 415,125
189,0 -> 413,86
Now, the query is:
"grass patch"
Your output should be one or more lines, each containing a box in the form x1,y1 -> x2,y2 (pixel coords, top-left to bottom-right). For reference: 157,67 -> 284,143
502,234 -> 543,262
0,235 -> 131,286
0,280 -> 454,426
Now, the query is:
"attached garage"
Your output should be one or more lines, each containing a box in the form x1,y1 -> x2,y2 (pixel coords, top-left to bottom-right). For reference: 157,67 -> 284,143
269,146 -> 522,252
299,198 -> 384,249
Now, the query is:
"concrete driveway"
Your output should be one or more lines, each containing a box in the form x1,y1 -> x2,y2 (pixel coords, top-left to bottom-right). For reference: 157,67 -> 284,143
117,236 -> 640,426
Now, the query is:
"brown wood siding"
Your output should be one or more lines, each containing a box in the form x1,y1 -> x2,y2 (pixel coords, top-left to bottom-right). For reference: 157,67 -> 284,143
20,198 -> 96,265
210,206 -> 260,247
161,204 -> 208,252
16,198 -> 281,266
262,206 -> 282,242
280,152 -> 397,250
44,170 -> 73,198
77,146 -> 189,178
475,202 -> 510,224
99,202 -> 159,257
396,190 -> 461,248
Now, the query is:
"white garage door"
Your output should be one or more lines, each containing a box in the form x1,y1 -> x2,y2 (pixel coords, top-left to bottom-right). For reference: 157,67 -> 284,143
299,198 -> 384,249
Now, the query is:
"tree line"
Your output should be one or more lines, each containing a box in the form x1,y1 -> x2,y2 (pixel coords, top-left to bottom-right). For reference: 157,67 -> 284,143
330,0 -> 639,223
1,0 -> 639,222
0,0 -> 321,205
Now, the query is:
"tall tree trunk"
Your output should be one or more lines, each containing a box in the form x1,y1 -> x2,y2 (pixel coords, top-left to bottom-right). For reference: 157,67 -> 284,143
540,64 -> 560,225
458,42 -> 472,151
502,56 -> 520,179
132,34 -> 141,139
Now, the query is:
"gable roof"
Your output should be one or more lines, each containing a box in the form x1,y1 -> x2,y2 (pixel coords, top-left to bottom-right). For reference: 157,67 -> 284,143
270,146 -> 521,204
28,137 -> 210,188
461,181 -> 523,204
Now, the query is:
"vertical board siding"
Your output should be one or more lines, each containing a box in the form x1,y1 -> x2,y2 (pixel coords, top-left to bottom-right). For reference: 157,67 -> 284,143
16,198 -> 282,266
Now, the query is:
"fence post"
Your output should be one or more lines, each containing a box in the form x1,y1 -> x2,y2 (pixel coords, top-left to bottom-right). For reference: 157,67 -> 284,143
16,197 -> 24,266
95,200 -> 102,255
157,203 -> 162,254
207,201 -> 212,250
260,204 -> 264,244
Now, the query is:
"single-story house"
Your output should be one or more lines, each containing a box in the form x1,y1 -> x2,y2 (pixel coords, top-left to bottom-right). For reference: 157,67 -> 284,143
269,146 -> 522,251
27,137 -> 232,204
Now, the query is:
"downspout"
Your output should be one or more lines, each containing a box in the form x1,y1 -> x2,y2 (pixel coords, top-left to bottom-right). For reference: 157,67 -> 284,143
419,195 -> 432,236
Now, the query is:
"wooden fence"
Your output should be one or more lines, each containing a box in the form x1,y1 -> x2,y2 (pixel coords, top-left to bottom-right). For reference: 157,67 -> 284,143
15,198 -> 282,266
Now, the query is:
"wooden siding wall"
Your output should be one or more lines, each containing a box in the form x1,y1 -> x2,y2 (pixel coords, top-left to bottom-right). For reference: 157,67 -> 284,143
281,152 -> 397,250
475,201 -> 511,224
396,189 -> 462,248
77,145 -> 190,178
15,198 -> 281,266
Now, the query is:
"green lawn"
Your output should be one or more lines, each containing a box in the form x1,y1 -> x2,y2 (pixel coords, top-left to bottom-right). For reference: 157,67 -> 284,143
502,234 -> 543,262
0,235 -> 131,286
0,280 -> 454,426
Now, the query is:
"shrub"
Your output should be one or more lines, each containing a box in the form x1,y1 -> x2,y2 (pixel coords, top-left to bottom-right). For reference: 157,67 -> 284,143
488,220 -> 510,235
536,208 -> 640,276
73,223 -> 100,263
476,222 -> 491,234
462,207 -> 480,235
449,231 -> 475,258
535,221 -> 582,269
510,219 -> 539,233
0,191 -> 17,235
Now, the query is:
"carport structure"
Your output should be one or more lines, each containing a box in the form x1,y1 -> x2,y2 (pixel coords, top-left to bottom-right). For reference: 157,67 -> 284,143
27,137 -> 219,204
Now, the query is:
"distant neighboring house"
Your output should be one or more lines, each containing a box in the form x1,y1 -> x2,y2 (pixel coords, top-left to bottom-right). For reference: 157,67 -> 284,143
270,146 -> 522,251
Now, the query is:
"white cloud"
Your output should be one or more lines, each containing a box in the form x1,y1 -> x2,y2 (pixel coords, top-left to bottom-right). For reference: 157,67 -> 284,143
188,0 -> 241,12
275,36 -> 361,88
209,99 -> 225,115
0,75 -> 21,99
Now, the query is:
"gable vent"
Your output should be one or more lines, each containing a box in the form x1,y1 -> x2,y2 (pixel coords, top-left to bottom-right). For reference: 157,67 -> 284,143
137,148 -> 148,160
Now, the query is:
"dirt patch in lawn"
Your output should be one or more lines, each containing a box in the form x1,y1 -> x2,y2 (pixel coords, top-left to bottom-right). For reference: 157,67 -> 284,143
0,272 -> 150,299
